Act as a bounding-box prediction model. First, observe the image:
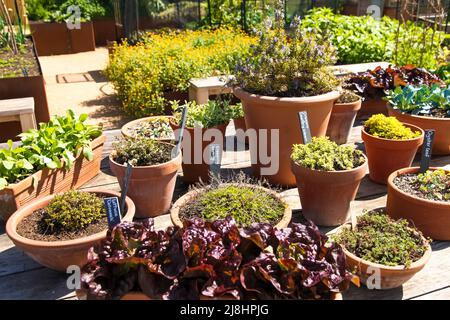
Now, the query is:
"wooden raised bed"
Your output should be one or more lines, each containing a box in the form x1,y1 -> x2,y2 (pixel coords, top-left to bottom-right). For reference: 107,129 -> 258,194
0,135 -> 106,222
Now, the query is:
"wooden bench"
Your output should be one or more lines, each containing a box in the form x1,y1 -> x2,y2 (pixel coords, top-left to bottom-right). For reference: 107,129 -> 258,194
188,76 -> 233,105
0,97 -> 37,133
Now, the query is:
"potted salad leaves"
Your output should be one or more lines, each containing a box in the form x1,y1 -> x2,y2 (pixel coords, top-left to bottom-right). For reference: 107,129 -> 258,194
335,210 -> 431,289
170,100 -> 232,184
362,114 -> 423,184
0,110 -> 104,221
326,90 -> 362,145
387,168 -> 450,240
290,137 -> 367,226
232,2 -> 340,186
109,138 -> 181,218
121,116 -> 175,142
79,216 -> 358,300
5,189 -> 135,271
386,85 -> 450,155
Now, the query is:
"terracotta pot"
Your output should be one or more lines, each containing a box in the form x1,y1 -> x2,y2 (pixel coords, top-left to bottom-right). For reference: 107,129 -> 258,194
387,167 -> 450,240
0,135 -> 106,222
362,124 -> 424,184
234,87 -> 340,186
291,156 -> 368,227
326,98 -> 362,144
121,116 -> 175,143
170,183 -> 292,229
109,144 -> 182,218
388,104 -> 450,155
233,117 -> 248,145
5,189 -> 135,272
341,227 -> 431,289
170,122 -> 228,184
357,97 -> 388,120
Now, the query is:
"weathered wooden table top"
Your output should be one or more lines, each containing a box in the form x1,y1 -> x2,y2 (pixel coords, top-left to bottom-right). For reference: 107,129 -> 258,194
1,123 -> 449,300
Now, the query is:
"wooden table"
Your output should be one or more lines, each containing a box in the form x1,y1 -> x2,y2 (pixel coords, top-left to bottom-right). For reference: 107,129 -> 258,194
1,124 -> 449,300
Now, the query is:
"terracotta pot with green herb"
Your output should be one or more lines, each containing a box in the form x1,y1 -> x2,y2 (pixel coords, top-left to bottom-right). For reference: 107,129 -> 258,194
290,137 -> 367,226
335,210 -> 431,289
5,189 -> 135,272
326,90 -> 362,145
233,7 -> 340,186
387,167 -> 450,240
121,116 -> 175,142
362,114 -> 424,184
170,100 -> 232,184
109,138 -> 181,218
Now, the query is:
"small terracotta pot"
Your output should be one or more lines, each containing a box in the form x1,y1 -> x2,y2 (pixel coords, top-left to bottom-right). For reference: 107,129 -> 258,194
121,116 -> 175,143
233,117 -> 248,145
291,156 -> 368,227
340,226 -> 431,290
170,183 -> 292,229
388,104 -> 450,155
387,167 -> 450,240
234,87 -> 340,186
357,97 -> 388,119
362,124 -> 424,184
5,189 -> 135,272
326,98 -> 362,144
109,144 -> 182,218
170,122 -> 228,184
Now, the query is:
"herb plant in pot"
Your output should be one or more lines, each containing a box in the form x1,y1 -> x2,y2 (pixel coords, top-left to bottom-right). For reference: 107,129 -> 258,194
6,189 -> 135,271
291,137 -> 367,226
170,100 -> 232,184
233,5 -> 340,186
335,210 -> 431,289
387,168 -> 450,240
109,138 -> 182,218
326,90 -> 362,145
121,116 -> 175,142
362,114 -> 424,184
386,85 -> 450,155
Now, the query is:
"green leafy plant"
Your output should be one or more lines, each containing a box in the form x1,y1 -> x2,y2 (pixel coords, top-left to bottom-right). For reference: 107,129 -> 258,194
291,137 -> 365,171
433,64 -> 450,85
334,210 -> 429,267
386,84 -> 450,118
364,114 -> 421,140
44,190 -> 106,232
172,99 -> 233,128
0,110 -> 102,190
126,117 -> 173,140
336,90 -> 360,104
112,138 -> 173,167
228,102 -> 244,119
416,169 -> 450,201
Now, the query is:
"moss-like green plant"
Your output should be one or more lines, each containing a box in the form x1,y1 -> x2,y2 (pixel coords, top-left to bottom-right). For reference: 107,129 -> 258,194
172,100 -> 233,128
364,114 -> 422,140
45,190 -> 106,232
112,138 -> 173,167
127,117 -> 173,140
336,90 -> 360,104
334,210 -> 429,267
291,137 -> 365,171
416,169 -> 450,201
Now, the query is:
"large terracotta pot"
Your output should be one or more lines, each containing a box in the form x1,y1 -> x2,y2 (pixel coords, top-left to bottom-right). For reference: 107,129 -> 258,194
109,144 -> 182,218
121,116 -> 175,143
387,167 -> 450,240
5,189 -> 135,272
326,98 -> 362,145
362,124 -> 424,184
291,156 -> 368,227
170,183 -> 292,229
234,87 -> 340,186
357,97 -> 388,119
170,122 -> 228,184
388,104 -> 450,155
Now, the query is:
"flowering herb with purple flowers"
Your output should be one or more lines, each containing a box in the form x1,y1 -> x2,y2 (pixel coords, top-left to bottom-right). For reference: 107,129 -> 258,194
233,2 -> 339,97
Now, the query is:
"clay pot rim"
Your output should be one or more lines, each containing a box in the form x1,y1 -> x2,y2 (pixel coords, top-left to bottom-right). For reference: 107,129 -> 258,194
290,153 -> 368,175
109,142 -> 182,170
361,123 -> 425,143
5,188 -> 135,248
234,87 -> 341,104
121,116 -> 175,141
170,183 -> 292,230
334,96 -> 362,107
387,166 -> 450,207
387,103 -> 450,122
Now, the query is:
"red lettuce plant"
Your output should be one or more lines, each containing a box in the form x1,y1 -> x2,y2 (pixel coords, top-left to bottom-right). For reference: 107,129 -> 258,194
81,217 -> 358,300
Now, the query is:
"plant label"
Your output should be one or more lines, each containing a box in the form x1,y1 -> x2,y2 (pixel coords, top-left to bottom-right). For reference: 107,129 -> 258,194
298,111 -> 312,144
209,143 -> 221,182
120,163 -> 133,213
420,130 -> 435,173
104,197 -> 121,229
173,105 -> 188,158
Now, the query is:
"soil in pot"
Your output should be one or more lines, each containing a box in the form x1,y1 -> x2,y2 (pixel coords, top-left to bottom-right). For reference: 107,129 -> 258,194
334,209 -> 431,289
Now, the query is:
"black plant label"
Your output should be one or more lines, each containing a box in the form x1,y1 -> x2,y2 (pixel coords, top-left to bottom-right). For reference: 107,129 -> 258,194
104,197 -> 121,229
420,130 -> 435,173
298,111 -> 312,144
120,163 -> 133,213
